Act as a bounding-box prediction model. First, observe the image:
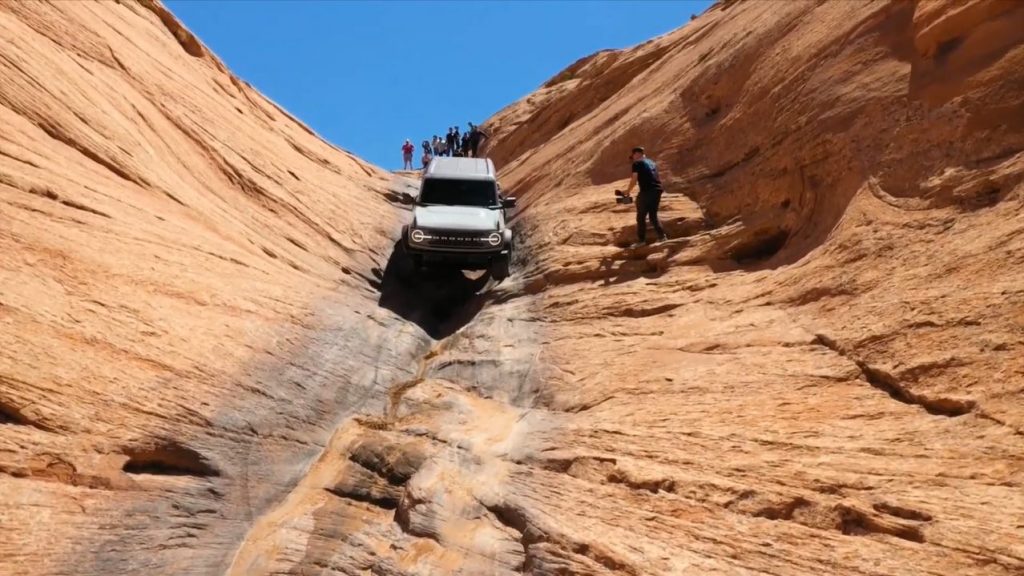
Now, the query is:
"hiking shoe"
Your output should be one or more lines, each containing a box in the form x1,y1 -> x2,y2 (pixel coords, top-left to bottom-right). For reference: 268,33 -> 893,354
658,234 -> 669,242
628,241 -> 646,249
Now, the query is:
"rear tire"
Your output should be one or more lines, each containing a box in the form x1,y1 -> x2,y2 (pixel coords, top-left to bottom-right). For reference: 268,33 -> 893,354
490,254 -> 510,281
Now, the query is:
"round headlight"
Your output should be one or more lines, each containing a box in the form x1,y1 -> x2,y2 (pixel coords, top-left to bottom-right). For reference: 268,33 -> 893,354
487,232 -> 502,246
411,229 -> 425,243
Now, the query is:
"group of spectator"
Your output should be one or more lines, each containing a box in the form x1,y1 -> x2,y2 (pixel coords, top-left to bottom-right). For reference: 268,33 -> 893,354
401,123 -> 489,170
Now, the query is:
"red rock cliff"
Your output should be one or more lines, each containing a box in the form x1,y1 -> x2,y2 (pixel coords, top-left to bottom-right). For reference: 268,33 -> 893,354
477,0 -> 1024,573
0,1 -> 426,573
2,1 -> 1023,575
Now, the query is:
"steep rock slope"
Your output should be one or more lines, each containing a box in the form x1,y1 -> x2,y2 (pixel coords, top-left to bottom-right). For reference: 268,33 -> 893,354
3,1 -> 1024,575
473,0 -> 1024,574
220,1 -> 1024,574
0,1 -> 427,573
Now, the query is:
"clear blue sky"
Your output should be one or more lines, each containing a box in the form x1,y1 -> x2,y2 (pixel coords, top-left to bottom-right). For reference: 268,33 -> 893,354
165,0 -> 714,170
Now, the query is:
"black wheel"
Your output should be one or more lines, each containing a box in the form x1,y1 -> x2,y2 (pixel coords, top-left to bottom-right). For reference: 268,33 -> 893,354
395,241 -> 417,282
490,254 -> 510,281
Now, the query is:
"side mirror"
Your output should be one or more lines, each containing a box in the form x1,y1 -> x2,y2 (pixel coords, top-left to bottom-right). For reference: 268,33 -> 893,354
501,196 -> 517,208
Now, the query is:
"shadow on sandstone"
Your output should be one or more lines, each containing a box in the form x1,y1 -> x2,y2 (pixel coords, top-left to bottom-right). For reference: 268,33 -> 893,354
376,241 -> 491,340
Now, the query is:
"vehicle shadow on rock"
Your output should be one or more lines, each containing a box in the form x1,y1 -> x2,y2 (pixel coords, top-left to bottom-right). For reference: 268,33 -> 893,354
377,240 -> 491,340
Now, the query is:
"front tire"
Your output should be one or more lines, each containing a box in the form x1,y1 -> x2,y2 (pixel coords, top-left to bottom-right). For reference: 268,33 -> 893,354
396,240 -> 417,282
490,254 -> 510,281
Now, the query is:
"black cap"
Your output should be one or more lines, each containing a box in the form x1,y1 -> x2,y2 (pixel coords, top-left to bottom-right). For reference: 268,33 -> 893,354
632,146 -> 645,155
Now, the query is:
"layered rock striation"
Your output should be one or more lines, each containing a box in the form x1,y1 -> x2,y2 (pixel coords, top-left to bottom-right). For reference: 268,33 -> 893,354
2,1 -> 1023,575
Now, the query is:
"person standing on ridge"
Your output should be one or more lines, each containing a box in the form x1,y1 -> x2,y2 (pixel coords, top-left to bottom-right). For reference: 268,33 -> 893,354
450,127 -> 461,157
468,122 -> 489,157
401,139 -> 414,170
446,127 -> 457,158
421,140 -> 432,170
461,131 -> 470,157
622,146 -> 668,247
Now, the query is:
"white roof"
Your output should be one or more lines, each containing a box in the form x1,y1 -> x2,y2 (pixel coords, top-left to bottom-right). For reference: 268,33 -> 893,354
424,157 -> 496,181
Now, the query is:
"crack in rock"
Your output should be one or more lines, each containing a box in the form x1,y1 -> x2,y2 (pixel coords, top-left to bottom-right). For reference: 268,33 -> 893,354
814,334 -> 976,417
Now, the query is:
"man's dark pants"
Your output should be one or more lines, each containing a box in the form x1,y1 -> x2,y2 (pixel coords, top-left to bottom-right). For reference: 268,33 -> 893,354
636,190 -> 665,242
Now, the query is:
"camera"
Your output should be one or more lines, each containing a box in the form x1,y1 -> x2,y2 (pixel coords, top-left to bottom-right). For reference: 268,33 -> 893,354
614,189 -> 633,204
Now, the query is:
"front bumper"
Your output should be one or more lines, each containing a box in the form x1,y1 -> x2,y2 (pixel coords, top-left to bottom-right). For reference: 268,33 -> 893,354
404,226 -> 511,266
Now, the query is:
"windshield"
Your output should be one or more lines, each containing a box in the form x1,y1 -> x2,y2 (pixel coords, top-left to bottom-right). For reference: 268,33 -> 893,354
419,178 -> 498,207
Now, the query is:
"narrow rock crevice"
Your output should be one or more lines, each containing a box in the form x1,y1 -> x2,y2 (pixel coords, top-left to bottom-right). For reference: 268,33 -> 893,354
725,490 -> 837,531
58,197 -> 111,219
26,186 -> 112,219
0,147 -> 42,169
35,120 -> 145,187
122,441 -> 220,478
0,397 -> 56,433
873,502 -> 933,522
837,503 -> 927,544
553,454 -> 677,496
814,334 -> 976,417
481,500 -> 531,540
855,361 -> 974,417
606,469 -> 677,495
976,410 -> 1024,436
347,433 -> 430,486
749,496 -> 813,521
392,490 -> 435,543
723,488 -> 935,545
324,480 -> 400,510
478,500 -> 531,572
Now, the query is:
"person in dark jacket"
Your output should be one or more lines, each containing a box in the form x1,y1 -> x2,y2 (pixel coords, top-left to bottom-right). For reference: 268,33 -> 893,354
445,127 -> 457,157
468,122 -> 489,157
621,146 -> 667,247
421,140 -> 433,169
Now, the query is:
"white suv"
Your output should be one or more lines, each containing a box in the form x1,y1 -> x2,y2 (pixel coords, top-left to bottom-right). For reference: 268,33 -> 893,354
402,157 -> 516,280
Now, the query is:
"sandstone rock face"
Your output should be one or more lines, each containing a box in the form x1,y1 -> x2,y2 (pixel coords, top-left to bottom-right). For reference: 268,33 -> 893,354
2,1 -> 1023,575
0,1 -> 427,573
475,0 -> 1024,573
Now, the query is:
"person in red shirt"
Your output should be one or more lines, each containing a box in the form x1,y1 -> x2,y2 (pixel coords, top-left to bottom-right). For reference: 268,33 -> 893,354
401,139 -> 414,170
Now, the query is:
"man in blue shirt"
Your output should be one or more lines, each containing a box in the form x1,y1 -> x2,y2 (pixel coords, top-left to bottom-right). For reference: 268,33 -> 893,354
622,146 -> 668,246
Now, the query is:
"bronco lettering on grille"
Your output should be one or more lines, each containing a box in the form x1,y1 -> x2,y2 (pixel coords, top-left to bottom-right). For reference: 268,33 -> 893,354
434,235 -> 482,242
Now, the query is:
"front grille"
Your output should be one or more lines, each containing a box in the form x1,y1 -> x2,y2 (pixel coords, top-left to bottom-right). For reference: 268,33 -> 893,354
426,232 -> 489,248
410,228 -> 499,252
